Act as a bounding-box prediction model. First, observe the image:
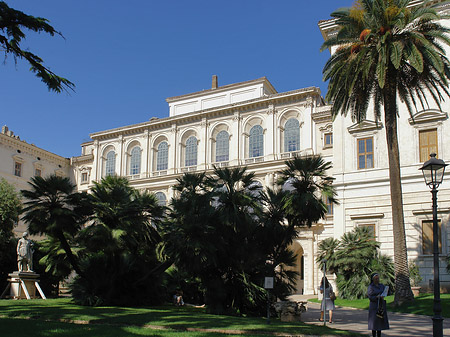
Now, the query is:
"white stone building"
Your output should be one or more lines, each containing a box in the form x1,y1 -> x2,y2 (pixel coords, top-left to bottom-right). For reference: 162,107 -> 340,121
317,0 -> 450,292
0,126 -> 72,237
71,76 -> 334,295
3,0 -> 448,295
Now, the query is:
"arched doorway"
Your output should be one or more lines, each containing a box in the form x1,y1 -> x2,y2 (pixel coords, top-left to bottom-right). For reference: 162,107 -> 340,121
289,242 -> 304,294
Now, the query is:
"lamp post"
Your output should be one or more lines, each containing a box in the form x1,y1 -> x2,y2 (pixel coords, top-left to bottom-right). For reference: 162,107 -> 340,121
419,153 -> 447,337
323,259 -> 327,326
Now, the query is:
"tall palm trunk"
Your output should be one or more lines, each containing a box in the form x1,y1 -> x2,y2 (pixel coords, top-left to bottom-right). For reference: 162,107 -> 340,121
383,79 -> 414,305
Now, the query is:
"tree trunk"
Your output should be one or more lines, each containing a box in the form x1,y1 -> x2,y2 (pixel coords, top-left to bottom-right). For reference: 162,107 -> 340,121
383,85 -> 414,305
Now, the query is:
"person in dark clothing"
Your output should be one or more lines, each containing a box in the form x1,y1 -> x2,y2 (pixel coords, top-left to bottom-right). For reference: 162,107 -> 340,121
368,273 -> 389,337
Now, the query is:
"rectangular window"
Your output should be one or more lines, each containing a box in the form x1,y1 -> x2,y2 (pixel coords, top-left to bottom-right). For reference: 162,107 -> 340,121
325,196 -> 333,215
81,172 -> 88,183
360,224 -> 376,239
35,168 -> 42,177
324,133 -> 333,148
358,137 -> 374,169
422,219 -> 442,255
419,129 -> 438,163
14,162 -> 22,177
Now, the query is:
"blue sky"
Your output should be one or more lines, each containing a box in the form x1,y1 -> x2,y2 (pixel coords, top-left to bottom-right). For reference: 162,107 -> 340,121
2,1 -> 354,158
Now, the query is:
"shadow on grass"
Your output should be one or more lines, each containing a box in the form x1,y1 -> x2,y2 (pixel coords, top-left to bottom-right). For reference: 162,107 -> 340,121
0,298 -> 363,336
1,318 -> 251,337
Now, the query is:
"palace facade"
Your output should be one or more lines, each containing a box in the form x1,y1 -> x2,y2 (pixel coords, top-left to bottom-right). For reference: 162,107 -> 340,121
2,0 -> 449,294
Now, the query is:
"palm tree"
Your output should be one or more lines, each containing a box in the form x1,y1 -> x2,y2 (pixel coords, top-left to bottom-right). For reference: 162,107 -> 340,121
162,172 -> 225,312
259,188 -> 299,300
73,175 -> 165,305
209,166 -> 266,314
21,175 -> 87,277
321,0 -> 450,304
277,155 -> 337,228
316,237 -> 340,274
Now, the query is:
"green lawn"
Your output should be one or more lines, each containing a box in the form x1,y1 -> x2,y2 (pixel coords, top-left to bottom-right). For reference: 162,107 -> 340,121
310,294 -> 450,317
0,298 -> 364,337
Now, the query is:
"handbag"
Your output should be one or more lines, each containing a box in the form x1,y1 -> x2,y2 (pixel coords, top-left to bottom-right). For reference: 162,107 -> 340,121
329,290 -> 336,301
376,297 -> 384,319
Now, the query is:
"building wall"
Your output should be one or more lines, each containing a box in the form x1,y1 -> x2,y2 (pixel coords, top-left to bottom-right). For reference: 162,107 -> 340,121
0,126 -> 71,237
71,80 -> 329,294
319,0 -> 450,291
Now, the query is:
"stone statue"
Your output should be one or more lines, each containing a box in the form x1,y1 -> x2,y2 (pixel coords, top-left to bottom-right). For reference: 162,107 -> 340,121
17,232 -> 33,272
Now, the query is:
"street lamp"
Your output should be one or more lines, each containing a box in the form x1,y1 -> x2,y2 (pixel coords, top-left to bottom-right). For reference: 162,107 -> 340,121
419,153 -> 447,337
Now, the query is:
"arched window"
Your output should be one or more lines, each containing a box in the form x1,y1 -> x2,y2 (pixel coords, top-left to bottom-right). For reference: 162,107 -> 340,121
284,118 -> 300,152
216,130 -> 229,162
155,192 -> 167,207
185,136 -> 197,166
105,150 -> 115,176
157,141 -> 168,171
249,125 -> 263,158
130,147 -> 141,175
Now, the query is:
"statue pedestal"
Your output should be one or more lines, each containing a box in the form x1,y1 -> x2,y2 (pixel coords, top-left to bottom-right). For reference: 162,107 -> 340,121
2,271 -> 46,300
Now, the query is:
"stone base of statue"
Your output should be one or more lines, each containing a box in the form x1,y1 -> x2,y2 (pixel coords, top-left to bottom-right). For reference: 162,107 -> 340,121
1,271 -> 46,300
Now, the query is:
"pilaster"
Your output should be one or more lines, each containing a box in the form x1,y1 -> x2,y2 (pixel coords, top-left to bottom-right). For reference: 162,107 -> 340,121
169,123 -> 178,174
231,111 -> 241,166
265,104 -> 275,161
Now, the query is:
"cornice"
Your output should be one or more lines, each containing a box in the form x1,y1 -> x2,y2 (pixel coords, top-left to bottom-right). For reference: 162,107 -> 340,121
350,213 -> 385,220
0,133 -> 69,166
408,109 -> 448,125
311,105 -> 333,123
89,86 -> 323,141
347,120 -> 383,134
412,207 -> 450,215
71,154 -> 94,165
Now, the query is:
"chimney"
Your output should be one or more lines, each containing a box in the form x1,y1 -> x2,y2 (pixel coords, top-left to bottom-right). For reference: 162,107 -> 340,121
2,125 -> 8,134
212,75 -> 218,89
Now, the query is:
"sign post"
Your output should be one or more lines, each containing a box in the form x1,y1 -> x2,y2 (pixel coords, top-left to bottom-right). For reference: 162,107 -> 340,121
264,277 -> 274,324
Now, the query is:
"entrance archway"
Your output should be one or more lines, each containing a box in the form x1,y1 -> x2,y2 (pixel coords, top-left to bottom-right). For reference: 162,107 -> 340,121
289,242 -> 304,294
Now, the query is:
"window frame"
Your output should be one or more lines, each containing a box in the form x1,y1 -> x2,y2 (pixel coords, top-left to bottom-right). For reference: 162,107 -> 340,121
284,118 -> 300,153
155,191 -> 167,207
105,150 -> 116,177
359,223 -> 376,240
419,128 -> 438,163
249,125 -> 264,158
215,130 -> 229,162
129,146 -> 141,176
157,141 -> 169,171
14,161 -> 22,177
422,219 -> 442,255
324,132 -> 333,148
357,136 -> 374,170
185,136 -> 198,167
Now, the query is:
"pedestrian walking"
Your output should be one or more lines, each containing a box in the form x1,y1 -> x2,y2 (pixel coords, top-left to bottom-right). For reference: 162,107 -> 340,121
319,276 -> 335,323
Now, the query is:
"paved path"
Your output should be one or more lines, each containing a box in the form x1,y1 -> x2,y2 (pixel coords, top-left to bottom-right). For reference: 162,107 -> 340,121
294,297 -> 450,337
